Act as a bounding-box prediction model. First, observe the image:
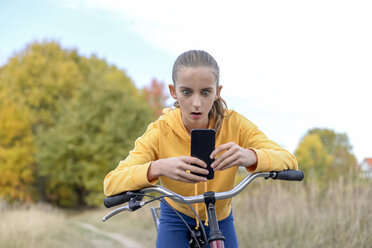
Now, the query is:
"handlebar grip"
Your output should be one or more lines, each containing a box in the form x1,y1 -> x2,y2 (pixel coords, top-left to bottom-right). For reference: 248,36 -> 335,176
272,170 -> 304,181
104,191 -> 138,208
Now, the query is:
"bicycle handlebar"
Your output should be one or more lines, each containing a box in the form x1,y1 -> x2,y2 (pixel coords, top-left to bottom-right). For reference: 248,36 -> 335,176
104,190 -> 142,208
270,169 -> 304,181
102,169 -> 304,248
103,170 -> 304,209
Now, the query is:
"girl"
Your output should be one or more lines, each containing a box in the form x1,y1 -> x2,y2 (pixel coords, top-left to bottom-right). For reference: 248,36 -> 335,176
104,50 -> 298,247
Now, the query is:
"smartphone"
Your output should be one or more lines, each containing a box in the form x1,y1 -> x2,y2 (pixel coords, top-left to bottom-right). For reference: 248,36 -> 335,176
190,129 -> 215,180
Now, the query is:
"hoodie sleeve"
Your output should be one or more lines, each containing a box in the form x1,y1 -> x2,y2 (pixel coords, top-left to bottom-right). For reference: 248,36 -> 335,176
237,115 -> 298,173
103,122 -> 160,196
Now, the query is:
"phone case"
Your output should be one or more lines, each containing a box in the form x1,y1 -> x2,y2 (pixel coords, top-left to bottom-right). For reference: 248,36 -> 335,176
190,129 -> 215,180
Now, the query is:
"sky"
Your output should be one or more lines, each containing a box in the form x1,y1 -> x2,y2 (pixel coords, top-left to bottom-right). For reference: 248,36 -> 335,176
1,0 -> 371,162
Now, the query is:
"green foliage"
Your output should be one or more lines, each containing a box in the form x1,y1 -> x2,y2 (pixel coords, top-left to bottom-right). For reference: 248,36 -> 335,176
0,40 -> 155,207
0,41 -> 85,204
295,128 -> 357,183
36,54 -> 155,207
308,128 -> 357,174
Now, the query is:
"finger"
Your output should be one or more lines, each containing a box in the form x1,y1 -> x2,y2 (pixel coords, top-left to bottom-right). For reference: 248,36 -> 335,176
180,171 -> 207,183
211,147 -> 236,168
210,143 -> 233,159
213,152 -> 236,170
214,155 -> 239,171
183,156 -> 207,168
170,167 -> 200,183
185,164 -> 209,175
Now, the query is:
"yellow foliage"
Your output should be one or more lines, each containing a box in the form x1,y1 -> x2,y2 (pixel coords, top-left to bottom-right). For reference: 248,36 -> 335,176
1,41 -> 84,127
295,133 -> 333,183
296,134 -> 332,168
0,96 -> 36,202
0,40 -> 154,207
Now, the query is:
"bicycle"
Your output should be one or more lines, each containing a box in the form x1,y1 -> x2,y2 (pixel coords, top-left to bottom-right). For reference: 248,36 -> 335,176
102,169 -> 304,248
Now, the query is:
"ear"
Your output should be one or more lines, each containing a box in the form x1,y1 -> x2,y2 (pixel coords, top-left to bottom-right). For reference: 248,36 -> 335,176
168,84 -> 177,100
215,85 -> 223,101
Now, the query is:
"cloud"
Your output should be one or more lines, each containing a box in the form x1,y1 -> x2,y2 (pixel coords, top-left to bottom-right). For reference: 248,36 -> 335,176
56,0 -> 372,160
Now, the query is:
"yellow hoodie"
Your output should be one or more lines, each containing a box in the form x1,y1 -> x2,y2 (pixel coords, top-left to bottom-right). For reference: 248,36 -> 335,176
104,108 -> 297,221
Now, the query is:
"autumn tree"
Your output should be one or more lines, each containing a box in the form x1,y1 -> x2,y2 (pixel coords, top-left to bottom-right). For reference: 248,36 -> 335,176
0,93 -> 36,202
295,128 -> 357,182
36,55 -> 155,207
295,133 -> 333,182
143,78 -> 169,115
0,41 -> 84,130
0,41 -> 87,203
308,128 -> 357,174
0,40 -> 156,206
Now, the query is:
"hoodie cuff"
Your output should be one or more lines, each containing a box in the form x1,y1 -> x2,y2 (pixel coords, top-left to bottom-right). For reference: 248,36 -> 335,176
245,148 -> 271,173
132,162 -> 159,189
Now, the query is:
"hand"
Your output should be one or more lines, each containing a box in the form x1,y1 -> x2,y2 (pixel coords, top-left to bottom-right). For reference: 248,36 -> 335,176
210,142 -> 257,171
148,156 -> 209,183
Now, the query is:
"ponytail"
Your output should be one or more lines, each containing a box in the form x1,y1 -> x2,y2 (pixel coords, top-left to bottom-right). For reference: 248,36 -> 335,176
209,97 -> 230,134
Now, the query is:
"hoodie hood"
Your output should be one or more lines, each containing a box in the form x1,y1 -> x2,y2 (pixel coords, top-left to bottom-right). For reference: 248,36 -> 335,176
160,108 -> 216,143
160,108 -> 190,143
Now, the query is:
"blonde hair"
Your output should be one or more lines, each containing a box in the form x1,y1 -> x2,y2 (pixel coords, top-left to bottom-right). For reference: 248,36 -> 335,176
172,50 -> 229,133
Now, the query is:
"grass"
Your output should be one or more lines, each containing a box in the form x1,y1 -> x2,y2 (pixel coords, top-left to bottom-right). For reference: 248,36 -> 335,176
1,176 -> 371,248
71,203 -> 157,247
0,203 -> 123,248
234,176 -> 372,248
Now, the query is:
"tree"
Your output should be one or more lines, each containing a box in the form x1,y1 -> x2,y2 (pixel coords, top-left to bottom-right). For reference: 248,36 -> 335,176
0,40 -> 156,206
143,78 -> 169,115
308,128 -> 357,174
0,41 -> 89,203
0,93 -> 36,202
36,60 -> 155,207
0,41 -> 84,130
295,128 -> 357,182
295,133 -> 333,182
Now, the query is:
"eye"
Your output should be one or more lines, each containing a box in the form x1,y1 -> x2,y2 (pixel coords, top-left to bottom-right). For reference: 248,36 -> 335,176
182,89 -> 191,96
202,90 -> 211,96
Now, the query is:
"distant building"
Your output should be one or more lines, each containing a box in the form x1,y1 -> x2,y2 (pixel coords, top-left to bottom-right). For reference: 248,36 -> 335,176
359,158 -> 372,178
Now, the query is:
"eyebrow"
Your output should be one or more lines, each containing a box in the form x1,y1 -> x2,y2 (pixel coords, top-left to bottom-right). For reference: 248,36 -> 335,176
179,86 -> 214,90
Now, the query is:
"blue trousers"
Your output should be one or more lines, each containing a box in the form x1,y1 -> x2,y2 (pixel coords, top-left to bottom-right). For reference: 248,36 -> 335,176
156,202 -> 238,248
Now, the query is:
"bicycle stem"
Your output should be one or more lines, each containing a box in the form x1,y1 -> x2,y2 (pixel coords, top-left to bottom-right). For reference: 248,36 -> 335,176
203,191 -> 225,246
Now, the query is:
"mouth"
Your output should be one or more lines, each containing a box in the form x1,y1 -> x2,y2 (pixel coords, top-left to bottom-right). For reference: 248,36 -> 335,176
191,112 -> 202,119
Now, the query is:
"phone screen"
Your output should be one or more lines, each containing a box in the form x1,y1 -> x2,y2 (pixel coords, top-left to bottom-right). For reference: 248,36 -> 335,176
190,129 -> 215,180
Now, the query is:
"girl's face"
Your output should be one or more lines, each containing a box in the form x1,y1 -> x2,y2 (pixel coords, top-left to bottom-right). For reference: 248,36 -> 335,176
169,66 -> 222,133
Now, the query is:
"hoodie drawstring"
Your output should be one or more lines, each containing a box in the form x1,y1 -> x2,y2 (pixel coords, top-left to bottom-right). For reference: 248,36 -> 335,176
194,181 -> 209,230
194,184 -> 200,229
204,181 -> 209,226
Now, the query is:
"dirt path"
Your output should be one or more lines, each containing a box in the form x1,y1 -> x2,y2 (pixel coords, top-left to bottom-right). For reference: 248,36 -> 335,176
76,222 -> 145,248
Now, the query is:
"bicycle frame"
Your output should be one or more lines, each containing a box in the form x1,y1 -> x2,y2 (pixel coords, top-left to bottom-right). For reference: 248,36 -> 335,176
103,170 -> 304,247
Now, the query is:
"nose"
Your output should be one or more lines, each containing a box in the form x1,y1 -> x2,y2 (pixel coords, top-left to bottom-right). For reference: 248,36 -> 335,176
192,95 -> 201,108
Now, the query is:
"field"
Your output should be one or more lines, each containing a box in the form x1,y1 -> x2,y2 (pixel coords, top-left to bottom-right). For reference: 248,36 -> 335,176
1,176 -> 371,248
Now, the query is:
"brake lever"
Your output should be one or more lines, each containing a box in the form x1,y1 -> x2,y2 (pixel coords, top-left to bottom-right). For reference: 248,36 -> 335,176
128,197 -> 144,211
102,199 -> 145,222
